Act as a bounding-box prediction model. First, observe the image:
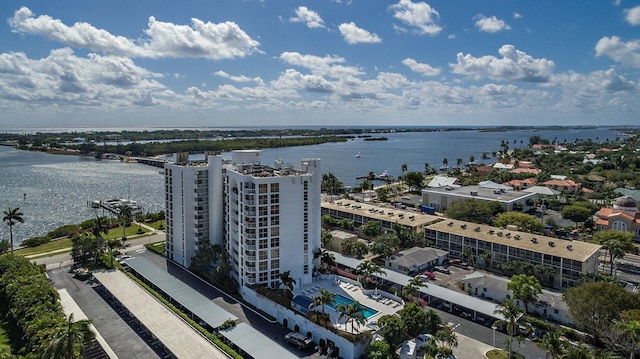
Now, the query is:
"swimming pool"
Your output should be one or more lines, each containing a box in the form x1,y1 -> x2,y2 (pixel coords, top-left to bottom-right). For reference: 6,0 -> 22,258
326,294 -> 378,319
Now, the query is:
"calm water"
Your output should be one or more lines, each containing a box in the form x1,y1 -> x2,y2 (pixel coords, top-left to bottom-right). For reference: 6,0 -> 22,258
0,127 -> 621,243
0,147 -> 164,244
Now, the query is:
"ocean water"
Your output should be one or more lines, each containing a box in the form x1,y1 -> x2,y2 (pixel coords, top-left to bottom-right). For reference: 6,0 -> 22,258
0,127 -> 621,243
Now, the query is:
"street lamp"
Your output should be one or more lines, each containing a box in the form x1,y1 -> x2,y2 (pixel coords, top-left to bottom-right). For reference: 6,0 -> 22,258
491,323 -> 497,350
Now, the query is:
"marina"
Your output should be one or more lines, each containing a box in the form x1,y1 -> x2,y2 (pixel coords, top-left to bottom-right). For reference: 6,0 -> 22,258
90,199 -> 144,216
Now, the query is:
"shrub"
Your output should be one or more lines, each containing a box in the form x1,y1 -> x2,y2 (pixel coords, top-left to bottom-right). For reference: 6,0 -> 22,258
220,319 -> 236,330
20,236 -> 51,248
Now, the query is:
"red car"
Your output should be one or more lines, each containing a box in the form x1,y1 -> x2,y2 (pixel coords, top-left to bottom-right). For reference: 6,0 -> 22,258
423,271 -> 436,280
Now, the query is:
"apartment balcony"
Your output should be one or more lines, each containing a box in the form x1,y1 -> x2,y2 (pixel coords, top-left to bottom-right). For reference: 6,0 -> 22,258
244,254 -> 256,262
245,266 -> 256,273
244,222 -> 256,228
244,244 -> 256,251
243,232 -> 257,239
244,275 -> 256,285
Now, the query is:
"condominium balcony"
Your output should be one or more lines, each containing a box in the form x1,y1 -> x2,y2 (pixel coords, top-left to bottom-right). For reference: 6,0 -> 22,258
244,244 -> 257,251
245,266 -> 256,273
244,276 -> 256,285
244,254 -> 256,262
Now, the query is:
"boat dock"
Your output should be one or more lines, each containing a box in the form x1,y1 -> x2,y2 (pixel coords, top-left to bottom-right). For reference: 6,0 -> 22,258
90,199 -> 143,216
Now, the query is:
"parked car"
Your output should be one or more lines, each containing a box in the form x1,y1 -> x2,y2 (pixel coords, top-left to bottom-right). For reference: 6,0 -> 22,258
423,271 -> 436,280
434,266 -> 450,274
284,332 -> 313,350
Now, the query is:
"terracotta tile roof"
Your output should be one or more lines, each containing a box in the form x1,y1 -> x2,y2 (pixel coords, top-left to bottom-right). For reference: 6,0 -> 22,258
509,168 -> 541,174
543,179 -> 579,187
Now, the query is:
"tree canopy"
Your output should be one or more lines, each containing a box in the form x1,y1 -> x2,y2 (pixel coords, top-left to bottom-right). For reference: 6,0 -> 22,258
493,212 -> 544,233
507,274 -> 542,314
445,199 -> 501,224
563,281 -> 640,341
560,205 -> 593,224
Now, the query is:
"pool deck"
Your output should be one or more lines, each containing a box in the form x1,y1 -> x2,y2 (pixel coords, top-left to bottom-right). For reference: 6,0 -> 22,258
295,277 -> 403,334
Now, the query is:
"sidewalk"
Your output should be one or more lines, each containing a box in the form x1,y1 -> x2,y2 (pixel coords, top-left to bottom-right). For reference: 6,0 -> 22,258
455,332 -> 493,359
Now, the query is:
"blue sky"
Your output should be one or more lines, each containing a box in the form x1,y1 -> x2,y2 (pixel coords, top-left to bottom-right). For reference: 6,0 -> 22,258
1,0 -> 639,128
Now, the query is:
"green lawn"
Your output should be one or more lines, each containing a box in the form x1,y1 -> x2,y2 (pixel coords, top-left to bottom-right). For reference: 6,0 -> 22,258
144,220 -> 165,231
15,223 -> 150,257
485,349 -> 526,359
145,241 -> 166,256
15,238 -> 73,256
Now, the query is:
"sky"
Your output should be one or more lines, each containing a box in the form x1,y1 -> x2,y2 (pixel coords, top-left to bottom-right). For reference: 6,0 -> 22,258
0,0 -> 639,129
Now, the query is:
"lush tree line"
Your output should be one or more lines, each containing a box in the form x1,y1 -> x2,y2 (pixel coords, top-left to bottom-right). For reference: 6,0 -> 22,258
0,255 -> 94,358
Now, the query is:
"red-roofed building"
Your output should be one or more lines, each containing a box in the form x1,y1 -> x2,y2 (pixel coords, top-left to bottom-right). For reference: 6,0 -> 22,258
503,178 -> 537,191
595,197 -> 640,240
542,179 -> 581,194
509,168 -> 542,175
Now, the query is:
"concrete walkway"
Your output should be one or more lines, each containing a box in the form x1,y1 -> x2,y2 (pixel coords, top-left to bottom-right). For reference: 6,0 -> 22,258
455,332 -> 494,359
93,269 -> 228,359
58,289 -> 119,359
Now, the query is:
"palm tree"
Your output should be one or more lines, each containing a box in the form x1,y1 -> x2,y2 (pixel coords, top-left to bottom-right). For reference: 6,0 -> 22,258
616,319 -> 640,359
536,330 -> 566,359
428,326 -> 458,357
279,270 -> 296,295
320,249 -> 336,271
456,158 -> 463,169
442,157 -> 449,169
42,313 -> 95,359
404,276 -> 428,300
90,216 -> 109,265
312,289 -> 335,315
356,261 -> 386,286
336,301 -> 366,333
562,344 -> 592,359
493,299 -> 524,359
106,238 -> 123,267
118,205 -> 133,241
424,162 -> 431,177
3,207 -> 24,254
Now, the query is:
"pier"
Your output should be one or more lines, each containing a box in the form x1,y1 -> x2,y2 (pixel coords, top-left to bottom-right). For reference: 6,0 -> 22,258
90,199 -> 143,216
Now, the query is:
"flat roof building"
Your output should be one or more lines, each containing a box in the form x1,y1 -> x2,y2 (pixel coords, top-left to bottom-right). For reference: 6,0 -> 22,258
321,199 -> 440,234
421,185 -> 537,212
425,220 -> 601,289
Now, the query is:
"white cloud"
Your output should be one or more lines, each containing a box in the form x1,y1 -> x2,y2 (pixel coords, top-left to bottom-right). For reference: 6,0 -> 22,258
289,7 -> 325,29
450,45 -> 555,83
279,52 -> 364,78
595,36 -> 640,68
474,15 -> 511,33
552,69 -> 637,111
338,22 -> 382,44
513,13 -> 523,19
390,0 -> 442,36
214,70 -> 264,85
9,7 -> 260,60
624,5 -> 640,26
0,48 -> 169,108
402,58 -> 441,76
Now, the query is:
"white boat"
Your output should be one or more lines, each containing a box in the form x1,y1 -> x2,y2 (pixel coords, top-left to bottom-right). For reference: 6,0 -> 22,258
378,170 -> 389,179
355,152 -> 361,158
